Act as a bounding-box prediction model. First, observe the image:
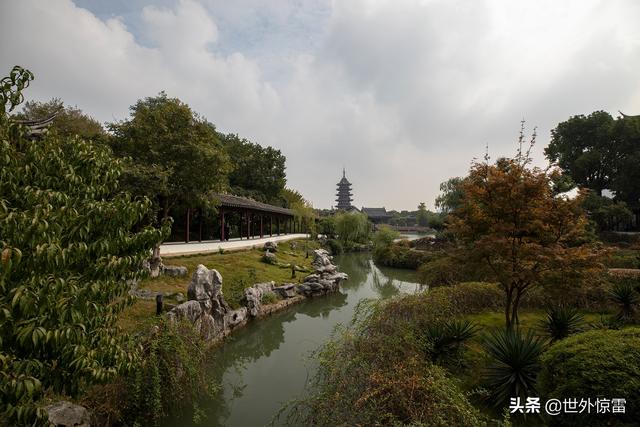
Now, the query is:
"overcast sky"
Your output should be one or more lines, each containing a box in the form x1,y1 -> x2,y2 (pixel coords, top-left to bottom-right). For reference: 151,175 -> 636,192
2,0 -> 639,210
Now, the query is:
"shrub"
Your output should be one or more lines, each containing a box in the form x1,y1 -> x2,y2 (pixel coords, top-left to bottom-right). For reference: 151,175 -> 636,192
261,291 -> 279,305
538,305 -> 585,342
608,281 -> 639,321
423,319 -> 477,362
324,239 -> 343,255
538,328 -> 640,426
482,328 -> 546,408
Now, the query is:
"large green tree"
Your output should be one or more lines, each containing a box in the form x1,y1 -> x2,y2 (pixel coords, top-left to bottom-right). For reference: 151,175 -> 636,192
435,177 -> 465,214
0,67 -> 167,425
13,98 -> 105,141
218,132 -> 286,204
107,93 -> 230,219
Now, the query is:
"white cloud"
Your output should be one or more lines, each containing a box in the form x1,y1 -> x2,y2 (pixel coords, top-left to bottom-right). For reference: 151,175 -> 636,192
1,0 -> 639,210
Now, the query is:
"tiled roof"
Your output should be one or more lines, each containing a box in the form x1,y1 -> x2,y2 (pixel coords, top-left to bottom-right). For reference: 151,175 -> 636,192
361,207 -> 391,218
212,193 -> 294,215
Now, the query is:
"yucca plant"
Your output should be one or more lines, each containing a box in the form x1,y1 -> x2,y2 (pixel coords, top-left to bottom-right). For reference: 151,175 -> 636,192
609,281 -> 639,321
482,328 -> 545,408
424,319 -> 477,361
538,305 -> 585,342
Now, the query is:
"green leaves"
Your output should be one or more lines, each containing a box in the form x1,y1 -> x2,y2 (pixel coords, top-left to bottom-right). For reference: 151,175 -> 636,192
0,66 -> 168,425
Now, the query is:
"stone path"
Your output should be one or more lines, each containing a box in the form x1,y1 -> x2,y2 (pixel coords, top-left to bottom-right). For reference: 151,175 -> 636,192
160,233 -> 309,257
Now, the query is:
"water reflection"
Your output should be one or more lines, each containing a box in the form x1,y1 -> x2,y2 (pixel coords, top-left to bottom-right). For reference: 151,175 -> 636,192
163,253 -> 421,427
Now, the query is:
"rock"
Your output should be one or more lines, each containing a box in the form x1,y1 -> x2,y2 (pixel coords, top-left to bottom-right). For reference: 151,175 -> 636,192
141,246 -> 163,278
297,284 -> 311,293
255,282 -> 275,293
46,401 -> 90,427
264,241 -> 278,252
262,251 -> 277,264
164,265 -> 188,277
187,265 -> 223,301
194,313 -> 219,341
169,300 -> 202,324
225,307 -> 248,328
303,273 -> 320,283
243,282 -> 275,317
175,292 -> 186,303
274,284 -> 297,298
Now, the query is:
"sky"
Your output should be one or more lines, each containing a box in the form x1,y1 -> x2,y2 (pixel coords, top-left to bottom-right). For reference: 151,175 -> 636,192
1,0 -> 639,211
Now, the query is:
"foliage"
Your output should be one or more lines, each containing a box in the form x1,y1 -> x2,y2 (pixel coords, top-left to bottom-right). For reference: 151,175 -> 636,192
371,225 -> 400,259
435,176 -> 465,214
285,190 -> 317,238
107,92 -> 230,219
449,129 -> 602,327
317,216 -> 336,239
582,190 -> 633,231
423,319 -> 477,362
283,294 -> 485,426
537,305 -> 585,342
261,292 -> 279,305
538,328 -> 640,426
375,240 -> 433,270
416,202 -> 429,226
324,239 -> 343,255
83,320 -> 217,426
13,98 -> 105,141
218,132 -> 286,205
546,110 -> 640,209
482,328 -> 545,408
0,66 -> 168,425
334,212 -> 370,249
608,281 -> 639,321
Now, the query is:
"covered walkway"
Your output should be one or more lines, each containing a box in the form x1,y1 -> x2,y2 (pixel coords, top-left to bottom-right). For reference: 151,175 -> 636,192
160,233 -> 309,256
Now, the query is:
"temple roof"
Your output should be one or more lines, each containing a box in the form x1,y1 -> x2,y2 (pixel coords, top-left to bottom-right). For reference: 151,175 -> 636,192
362,207 -> 391,218
212,193 -> 294,215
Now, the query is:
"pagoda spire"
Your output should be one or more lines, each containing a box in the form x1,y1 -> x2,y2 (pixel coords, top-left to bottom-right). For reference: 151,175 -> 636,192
335,169 -> 354,210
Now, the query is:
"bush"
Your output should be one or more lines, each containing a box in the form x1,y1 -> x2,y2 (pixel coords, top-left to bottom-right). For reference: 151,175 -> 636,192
261,292 -> 279,305
538,305 -> 585,342
538,328 -> 640,426
83,320 -> 217,426
324,239 -> 343,255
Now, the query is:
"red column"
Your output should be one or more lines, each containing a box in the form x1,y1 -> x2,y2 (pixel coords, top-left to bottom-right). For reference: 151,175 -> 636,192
270,215 -> 273,236
185,208 -> 191,243
220,208 -> 225,242
246,210 -> 251,239
260,215 -> 264,238
277,217 -> 280,236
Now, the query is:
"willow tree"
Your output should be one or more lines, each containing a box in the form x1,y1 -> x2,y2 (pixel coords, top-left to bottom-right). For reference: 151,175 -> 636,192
0,67 -> 167,425
450,134 -> 601,328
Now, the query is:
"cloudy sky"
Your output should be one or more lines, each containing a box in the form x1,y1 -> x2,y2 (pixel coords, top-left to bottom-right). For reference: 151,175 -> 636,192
2,0 -> 639,210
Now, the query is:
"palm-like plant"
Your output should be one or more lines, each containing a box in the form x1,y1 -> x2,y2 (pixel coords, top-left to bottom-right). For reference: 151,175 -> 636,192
538,305 -> 585,342
482,328 -> 545,408
609,281 -> 639,321
424,319 -> 477,361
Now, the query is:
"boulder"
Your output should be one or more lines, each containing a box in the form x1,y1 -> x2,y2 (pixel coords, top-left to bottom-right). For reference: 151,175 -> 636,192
46,401 -> 90,427
264,241 -> 278,252
243,282 -> 275,317
187,265 -> 223,301
262,251 -> 277,264
194,313 -> 220,341
225,307 -> 248,328
274,284 -> 297,298
168,300 -> 202,324
164,265 -> 188,277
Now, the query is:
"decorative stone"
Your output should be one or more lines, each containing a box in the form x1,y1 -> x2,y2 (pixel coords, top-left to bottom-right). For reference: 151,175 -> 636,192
164,265 -> 188,277
262,251 -> 277,264
264,241 -> 278,252
274,284 -> 297,298
225,307 -> 248,328
46,401 -> 90,427
187,265 -> 223,301
169,300 -> 202,324
194,313 -> 219,341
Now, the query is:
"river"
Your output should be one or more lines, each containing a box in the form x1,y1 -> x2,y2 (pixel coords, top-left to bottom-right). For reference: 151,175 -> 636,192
165,253 -> 423,427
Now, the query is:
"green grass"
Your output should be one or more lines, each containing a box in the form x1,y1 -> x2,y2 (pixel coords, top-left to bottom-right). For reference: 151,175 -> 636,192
604,247 -> 640,269
138,239 -> 320,309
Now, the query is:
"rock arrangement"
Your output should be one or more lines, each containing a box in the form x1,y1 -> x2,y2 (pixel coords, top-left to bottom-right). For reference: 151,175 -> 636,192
166,249 -> 348,343
46,401 -> 91,427
141,246 -> 188,278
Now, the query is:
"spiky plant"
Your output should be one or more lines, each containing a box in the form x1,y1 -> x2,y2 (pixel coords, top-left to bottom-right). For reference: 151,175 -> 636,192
482,328 -> 545,408
538,305 -> 585,342
424,319 -> 477,361
609,282 -> 639,321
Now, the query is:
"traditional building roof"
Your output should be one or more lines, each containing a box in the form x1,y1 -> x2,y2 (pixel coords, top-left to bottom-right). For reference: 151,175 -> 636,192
335,168 -> 354,210
211,193 -> 294,215
361,207 -> 391,218
14,112 -> 59,139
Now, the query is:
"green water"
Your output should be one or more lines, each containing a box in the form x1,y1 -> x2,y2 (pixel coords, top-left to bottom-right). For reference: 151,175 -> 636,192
167,253 -> 422,427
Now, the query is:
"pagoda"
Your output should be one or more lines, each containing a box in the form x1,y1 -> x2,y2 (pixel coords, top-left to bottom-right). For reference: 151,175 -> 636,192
335,169 -> 354,210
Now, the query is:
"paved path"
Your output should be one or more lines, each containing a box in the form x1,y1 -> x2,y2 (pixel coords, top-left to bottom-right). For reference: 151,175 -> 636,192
160,233 -> 309,257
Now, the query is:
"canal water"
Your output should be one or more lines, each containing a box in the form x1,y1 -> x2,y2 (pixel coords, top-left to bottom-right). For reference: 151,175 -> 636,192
166,253 -> 422,427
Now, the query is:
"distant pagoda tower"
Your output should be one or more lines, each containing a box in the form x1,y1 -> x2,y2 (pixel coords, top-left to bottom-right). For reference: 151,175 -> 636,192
335,168 -> 354,210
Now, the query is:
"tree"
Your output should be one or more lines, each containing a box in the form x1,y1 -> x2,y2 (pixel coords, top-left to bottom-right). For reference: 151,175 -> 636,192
416,202 -> 429,227
218,133 -> 286,205
435,177 -> 465,214
13,98 -> 105,141
334,212 -> 370,247
0,66 -> 168,425
449,135 -> 601,328
281,188 -> 317,237
582,190 -> 633,231
107,92 -> 230,220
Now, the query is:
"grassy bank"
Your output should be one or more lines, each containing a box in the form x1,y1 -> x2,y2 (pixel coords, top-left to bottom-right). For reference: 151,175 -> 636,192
118,239 -> 320,332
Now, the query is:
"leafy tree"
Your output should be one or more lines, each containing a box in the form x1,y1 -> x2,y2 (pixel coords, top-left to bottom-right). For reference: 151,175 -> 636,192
334,212 -> 370,247
582,190 -> 633,231
13,98 -> 105,141
218,132 -> 286,204
372,226 -> 400,260
282,188 -> 317,237
545,111 -> 617,196
435,177 -> 465,214
416,202 -> 429,226
107,92 -> 230,219
0,66 -> 168,425
449,136 -> 601,328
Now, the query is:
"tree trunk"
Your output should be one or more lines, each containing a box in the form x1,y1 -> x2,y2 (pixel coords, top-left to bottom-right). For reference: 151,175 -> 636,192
504,286 -> 514,329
